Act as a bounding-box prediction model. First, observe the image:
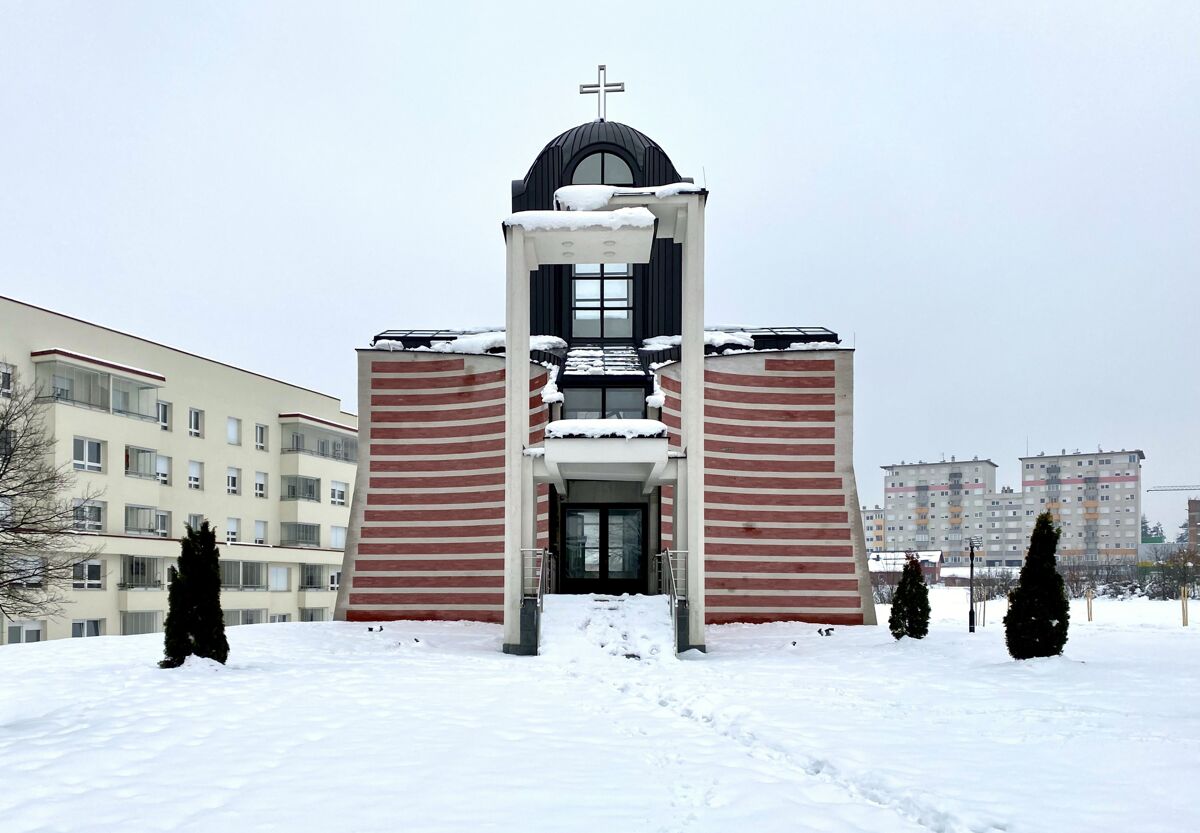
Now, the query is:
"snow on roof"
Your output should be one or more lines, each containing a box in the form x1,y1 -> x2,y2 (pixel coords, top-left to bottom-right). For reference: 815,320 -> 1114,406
545,419 -> 668,440
373,333 -> 567,355
867,552 -> 943,572
540,363 -> 563,404
642,331 -> 756,350
787,341 -> 844,351
503,207 -> 655,232
553,182 -> 705,212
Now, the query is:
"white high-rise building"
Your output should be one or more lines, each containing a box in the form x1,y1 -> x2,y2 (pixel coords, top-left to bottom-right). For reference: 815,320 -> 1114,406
1,295 -> 357,644
880,459 -> 998,564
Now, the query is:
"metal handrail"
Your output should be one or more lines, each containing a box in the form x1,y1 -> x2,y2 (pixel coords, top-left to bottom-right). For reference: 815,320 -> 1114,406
659,548 -> 687,616
520,547 -> 553,610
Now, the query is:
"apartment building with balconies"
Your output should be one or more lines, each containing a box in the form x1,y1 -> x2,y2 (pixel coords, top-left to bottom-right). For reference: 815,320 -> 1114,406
1019,449 -> 1144,563
1,295 -> 357,644
860,505 -> 886,553
880,458 -> 998,565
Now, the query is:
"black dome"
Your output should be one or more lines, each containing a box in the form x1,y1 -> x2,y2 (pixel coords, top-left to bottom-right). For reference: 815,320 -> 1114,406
512,120 -> 686,210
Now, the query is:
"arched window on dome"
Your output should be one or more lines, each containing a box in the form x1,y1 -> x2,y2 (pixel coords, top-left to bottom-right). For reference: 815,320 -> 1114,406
571,152 -> 634,186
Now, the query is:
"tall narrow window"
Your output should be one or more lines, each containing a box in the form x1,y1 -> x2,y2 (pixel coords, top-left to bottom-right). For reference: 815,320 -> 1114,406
188,460 -> 203,490
226,517 -> 240,544
0,363 -> 12,397
157,401 -> 171,431
188,408 -> 203,437
330,481 -> 347,506
227,417 -> 241,445
254,520 -> 267,545
255,423 -> 268,451
227,467 -> 240,495
572,263 -> 632,339
155,455 -> 171,486
254,471 -> 267,498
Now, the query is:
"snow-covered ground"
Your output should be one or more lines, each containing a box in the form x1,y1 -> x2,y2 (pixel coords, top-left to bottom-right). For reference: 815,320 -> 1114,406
1,589 -> 1196,833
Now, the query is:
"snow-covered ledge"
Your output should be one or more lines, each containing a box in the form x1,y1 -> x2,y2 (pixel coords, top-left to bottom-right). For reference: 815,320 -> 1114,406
537,419 -> 672,495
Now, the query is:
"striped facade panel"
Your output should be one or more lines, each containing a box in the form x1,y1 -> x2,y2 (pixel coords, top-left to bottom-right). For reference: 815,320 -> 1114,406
342,351 -> 549,624
658,351 -> 875,626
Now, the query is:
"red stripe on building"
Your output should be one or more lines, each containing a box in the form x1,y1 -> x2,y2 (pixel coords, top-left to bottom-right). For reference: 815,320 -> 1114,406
704,388 -> 836,406
703,370 -> 836,389
370,438 -> 506,456
371,422 -> 505,439
705,594 -> 861,609
353,575 -> 504,588
705,457 -> 836,473
705,441 -> 835,457
706,577 -> 861,591
369,472 -> 505,489
371,389 -> 504,407
762,358 -> 837,372
359,523 -> 505,539
371,358 -> 465,373
370,457 -> 503,473
365,507 -> 504,523
707,542 -> 854,557
349,592 -> 504,606
706,508 -> 848,524
705,525 -> 851,541
706,474 -> 843,490
370,369 -> 507,389
367,490 -> 505,506
355,558 -> 505,571
358,541 -> 504,555
663,400 -> 835,423
705,423 -> 835,439
371,404 -> 505,423
707,492 -> 846,507
705,558 -> 858,574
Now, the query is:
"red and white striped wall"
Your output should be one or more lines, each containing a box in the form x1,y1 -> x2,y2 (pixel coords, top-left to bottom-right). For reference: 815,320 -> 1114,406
658,350 -> 875,626
338,351 -> 549,623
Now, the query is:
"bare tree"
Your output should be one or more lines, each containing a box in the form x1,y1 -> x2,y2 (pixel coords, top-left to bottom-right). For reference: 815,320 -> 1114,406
0,370 -> 100,620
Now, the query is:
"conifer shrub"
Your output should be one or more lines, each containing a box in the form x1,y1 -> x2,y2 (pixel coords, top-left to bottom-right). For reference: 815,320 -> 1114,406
888,554 -> 931,640
1004,512 -> 1070,659
159,520 -> 229,668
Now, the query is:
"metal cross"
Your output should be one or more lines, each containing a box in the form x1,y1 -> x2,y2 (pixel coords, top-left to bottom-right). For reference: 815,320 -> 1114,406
579,64 -> 624,121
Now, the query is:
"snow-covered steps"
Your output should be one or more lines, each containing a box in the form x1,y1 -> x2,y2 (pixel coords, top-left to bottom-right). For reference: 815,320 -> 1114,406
539,594 -> 675,663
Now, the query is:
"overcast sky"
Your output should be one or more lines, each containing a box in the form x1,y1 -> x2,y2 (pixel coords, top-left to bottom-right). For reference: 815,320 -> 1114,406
1,2 -> 1197,528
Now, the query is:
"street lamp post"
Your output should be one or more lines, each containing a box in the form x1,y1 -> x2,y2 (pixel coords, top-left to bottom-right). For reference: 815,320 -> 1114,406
967,536 -> 982,633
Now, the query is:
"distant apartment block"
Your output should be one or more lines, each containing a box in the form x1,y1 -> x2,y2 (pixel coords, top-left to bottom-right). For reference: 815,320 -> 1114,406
1,296 -> 358,644
861,505 -> 885,553
872,449 -> 1145,568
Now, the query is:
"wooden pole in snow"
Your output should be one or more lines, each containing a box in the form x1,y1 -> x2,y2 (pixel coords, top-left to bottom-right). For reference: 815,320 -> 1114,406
1086,588 -> 1093,622
1183,586 -> 1189,628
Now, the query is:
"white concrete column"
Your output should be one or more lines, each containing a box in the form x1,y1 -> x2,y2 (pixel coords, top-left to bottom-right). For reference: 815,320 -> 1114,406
503,227 -> 531,647
680,195 -> 707,648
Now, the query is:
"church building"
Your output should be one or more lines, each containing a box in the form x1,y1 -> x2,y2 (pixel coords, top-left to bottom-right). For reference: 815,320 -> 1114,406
335,70 -> 876,653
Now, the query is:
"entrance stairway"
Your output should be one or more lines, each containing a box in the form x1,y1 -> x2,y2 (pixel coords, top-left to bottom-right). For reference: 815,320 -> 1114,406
538,595 -> 676,662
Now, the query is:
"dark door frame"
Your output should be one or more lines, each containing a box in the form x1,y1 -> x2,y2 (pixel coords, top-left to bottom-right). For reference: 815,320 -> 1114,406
558,503 -> 648,595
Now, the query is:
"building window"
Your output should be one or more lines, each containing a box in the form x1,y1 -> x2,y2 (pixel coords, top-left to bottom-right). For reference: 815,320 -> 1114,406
227,467 -> 240,495
268,566 -> 289,591
120,556 -> 162,589
121,609 -> 162,638
0,362 -> 12,397
300,564 -> 324,590
562,387 -> 646,420
571,151 -> 634,185
72,559 -> 103,589
269,613 -> 290,623
124,505 -> 158,536
221,560 -> 266,590
330,481 -> 348,506
155,510 -> 171,538
253,519 -> 267,545
73,501 -> 104,533
282,475 -> 320,502
188,408 -> 204,437
124,446 -> 156,479
157,401 -> 171,431
299,608 -> 326,622
227,417 -> 242,445
73,437 -> 103,472
8,621 -> 44,643
255,424 -> 268,451
255,471 -> 267,498
330,525 -> 347,549
328,570 -> 341,592
71,619 -> 104,638
187,513 -> 204,530
155,455 -> 171,486
226,517 -> 240,544
188,460 -> 203,490
571,263 -> 632,339
280,522 -> 320,548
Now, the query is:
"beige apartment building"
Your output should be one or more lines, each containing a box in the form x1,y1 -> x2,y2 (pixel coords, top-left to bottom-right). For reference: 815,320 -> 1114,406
880,459 -> 999,565
1020,449 -> 1144,563
1,296 -> 357,644
861,505 -> 885,553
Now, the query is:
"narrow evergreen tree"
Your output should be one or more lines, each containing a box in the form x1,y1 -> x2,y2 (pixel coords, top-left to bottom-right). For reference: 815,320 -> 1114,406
1004,512 -> 1070,659
888,554 -> 931,640
158,565 -> 190,668
159,521 -> 229,667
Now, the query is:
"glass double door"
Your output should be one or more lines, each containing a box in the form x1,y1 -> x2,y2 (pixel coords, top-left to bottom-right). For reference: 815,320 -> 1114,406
561,506 -> 645,594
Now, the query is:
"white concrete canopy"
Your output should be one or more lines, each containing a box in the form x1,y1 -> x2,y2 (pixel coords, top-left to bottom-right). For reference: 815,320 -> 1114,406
532,435 -> 674,496
502,208 -> 657,267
